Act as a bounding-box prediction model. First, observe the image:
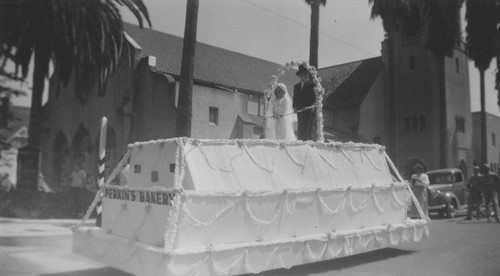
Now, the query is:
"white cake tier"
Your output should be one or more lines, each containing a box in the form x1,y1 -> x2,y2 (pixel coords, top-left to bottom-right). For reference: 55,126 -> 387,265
74,219 -> 428,276
100,183 -> 408,249
125,138 -> 393,192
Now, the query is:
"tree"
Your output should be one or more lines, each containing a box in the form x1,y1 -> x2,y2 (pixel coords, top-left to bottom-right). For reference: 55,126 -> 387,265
465,0 -> 498,165
0,0 -> 151,148
304,0 -> 326,69
495,0 -> 500,106
176,0 -> 199,138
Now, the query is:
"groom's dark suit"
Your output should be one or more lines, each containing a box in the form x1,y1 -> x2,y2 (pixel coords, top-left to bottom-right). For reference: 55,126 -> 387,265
293,81 -> 317,141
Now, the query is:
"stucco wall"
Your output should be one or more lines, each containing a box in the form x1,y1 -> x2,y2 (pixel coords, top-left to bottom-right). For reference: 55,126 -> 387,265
191,86 -> 248,139
41,55 -> 135,187
472,112 -> 500,173
444,49 -> 473,176
391,44 -> 441,176
359,71 -> 386,144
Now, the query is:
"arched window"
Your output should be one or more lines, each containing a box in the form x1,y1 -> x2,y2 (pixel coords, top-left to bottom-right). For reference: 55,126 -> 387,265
53,130 -> 69,186
419,116 -> 426,132
409,56 -> 416,70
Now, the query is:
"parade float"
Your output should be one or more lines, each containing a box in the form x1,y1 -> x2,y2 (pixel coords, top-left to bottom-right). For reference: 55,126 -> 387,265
72,62 -> 429,276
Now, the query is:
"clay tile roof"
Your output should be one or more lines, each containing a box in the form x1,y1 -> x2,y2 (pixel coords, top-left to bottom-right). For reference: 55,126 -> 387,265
123,23 -> 297,94
319,57 -> 382,109
247,114 -> 265,127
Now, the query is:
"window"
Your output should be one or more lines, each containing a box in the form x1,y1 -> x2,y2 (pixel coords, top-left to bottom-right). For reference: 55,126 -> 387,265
455,116 -> 465,133
405,118 -> 411,133
405,115 -> 427,133
492,132 -> 496,147
247,95 -> 260,116
209,107 -> 219,125
411,117 -> 418,132
454,172 -> 463,183
455,58 -> 459,73
409,56 -> 416,70
253,126 -> 263,139
419,116 -> 426,132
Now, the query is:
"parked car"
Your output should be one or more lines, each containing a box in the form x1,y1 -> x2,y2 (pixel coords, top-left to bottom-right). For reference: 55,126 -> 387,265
427,168 -> 468,218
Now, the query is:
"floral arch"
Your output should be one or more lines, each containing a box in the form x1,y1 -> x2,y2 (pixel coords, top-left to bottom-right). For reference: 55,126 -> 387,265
264,61 -> 326,142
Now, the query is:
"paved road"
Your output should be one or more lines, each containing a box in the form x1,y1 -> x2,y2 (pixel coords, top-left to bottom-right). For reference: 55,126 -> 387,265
1,216 -> 499,276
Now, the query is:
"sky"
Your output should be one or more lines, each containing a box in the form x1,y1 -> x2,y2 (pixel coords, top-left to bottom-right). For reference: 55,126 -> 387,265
120,0 -> 498,114
4,0 -> 499,115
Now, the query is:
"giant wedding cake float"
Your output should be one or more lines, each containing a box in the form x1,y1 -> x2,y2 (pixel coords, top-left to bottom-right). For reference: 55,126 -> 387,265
73,62 -> 429,276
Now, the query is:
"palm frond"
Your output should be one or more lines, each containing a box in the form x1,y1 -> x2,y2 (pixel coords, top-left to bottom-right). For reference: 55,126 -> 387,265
0,0 -> 151,95
304,0 -> 327,6
424,0 -> 464,57
465,0 -> 497,70
368,0 -> 410,32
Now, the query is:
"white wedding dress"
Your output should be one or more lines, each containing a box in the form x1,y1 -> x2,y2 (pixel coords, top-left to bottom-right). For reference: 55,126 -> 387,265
264,86 -> 296,141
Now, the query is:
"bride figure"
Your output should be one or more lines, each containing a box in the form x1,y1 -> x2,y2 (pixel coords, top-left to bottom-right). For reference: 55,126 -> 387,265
264,83 -> 296,141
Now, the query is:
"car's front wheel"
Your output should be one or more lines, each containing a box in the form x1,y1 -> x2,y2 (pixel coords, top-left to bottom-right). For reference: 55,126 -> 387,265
445,202 -> 456,218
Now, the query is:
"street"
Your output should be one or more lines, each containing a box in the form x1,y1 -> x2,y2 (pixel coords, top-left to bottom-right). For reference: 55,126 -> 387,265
1,216 -> 499,276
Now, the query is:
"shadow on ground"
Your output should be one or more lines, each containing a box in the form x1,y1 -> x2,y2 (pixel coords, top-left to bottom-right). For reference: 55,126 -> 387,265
36,248 -> 414,276
39,267 -> 131,276
0,189 -> 96,219
243,247 -> 415,275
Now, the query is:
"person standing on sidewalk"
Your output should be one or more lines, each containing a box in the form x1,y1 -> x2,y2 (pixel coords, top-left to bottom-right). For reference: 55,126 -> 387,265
70,161 -> 87,218
480,164 -> 500,223
464,166 -> 483,220
409,164 -> 430,218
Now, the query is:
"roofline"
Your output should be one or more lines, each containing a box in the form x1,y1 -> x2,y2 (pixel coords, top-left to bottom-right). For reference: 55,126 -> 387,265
123,22 -> 285,70
319,56 -> 382,71
124,32 -> 142,51
157,70 -> 266,95
471,111 -> 500,118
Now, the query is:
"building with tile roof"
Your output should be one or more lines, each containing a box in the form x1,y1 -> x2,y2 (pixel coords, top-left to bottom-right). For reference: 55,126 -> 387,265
38,23 -> 317,188
38,1 -> 476,188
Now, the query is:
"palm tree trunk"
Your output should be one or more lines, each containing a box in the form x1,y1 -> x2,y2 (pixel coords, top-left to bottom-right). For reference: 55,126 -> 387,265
387,34 -> 397,164
480,69 -> 487,165
309,0 -> 320,68
29,46 -> 49,147
176,0 -> 199,137
439,58 -> 448,168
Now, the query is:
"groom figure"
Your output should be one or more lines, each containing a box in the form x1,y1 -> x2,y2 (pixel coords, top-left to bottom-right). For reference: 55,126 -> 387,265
293,65 -> 317,141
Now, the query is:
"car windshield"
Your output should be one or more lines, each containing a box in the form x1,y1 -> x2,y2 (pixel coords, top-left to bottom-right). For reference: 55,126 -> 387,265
428,173 -> 453,184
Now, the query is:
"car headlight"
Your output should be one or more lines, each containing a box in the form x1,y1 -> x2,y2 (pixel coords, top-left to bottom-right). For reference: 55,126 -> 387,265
430,189 -> 441,199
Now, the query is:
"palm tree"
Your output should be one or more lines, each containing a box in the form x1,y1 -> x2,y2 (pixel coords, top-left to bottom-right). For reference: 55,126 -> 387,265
465,0 -> 498,165
495,1 -> 500,106
176,0 -> 199,138
0,0 -> 151,148
304,0 -> 326,69
369,0 -> 464,168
